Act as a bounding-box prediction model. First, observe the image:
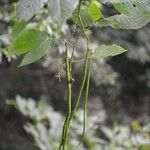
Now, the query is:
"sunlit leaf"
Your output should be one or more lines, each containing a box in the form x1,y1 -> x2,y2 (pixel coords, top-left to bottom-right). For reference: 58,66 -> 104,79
8,29 -> 49,56
92,44 -> 127,59
12,21 -> 29,36
19,38 -> 51,67
89,1 -> 102,21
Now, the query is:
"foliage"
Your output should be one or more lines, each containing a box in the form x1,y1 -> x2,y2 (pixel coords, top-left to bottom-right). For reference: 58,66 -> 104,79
92,44 -> 127,59
5,0 -> 150,149
7,0 -> 132,66
100,0 -> 150,29
7,96 -> 150,150
7,0 -> 150,66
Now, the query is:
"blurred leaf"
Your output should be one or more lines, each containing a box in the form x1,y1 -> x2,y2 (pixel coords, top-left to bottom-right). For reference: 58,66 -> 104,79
8,29 -> 49,56
131,120 -> 141,132
16,0 -> 48,20
92,44 -> 127,59
101,126 -> 113,139
142,124 -> 150,132
16,96 -> 28,116
6,96 -> 150,150
141,144 -> 150,150
48,0 -> 79,26
101,0 -> 144,3
88,1 -> 102,21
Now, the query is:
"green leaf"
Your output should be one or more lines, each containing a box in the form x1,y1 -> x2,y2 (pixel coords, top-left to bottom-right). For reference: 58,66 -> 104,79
16,0 -> 48,21
99,0 -> 150,30
92,44 -> 127,59
101,0 -> 141,3
48,0 -> 79,26
19,38 -> 50,67
131,120 -> 141,132
113,0 -> 150,17
99,14 -> 150,29
8,29 -> 49,56
141,144 -> 150,150
72,8 -> 94,27
88,1 -> 102,21
12,21 -> 29,36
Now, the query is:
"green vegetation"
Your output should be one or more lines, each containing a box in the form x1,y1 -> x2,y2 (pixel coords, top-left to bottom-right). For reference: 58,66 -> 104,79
0,0 -> 150,149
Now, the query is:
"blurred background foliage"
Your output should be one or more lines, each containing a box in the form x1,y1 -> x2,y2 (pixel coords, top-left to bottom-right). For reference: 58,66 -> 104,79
0,0 -> 150,150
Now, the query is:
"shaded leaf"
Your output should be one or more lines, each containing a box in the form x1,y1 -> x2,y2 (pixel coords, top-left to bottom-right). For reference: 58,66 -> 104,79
101,0 -> 143,4
16,0 -> 48,20
72,8 -> 93,27
48,0 -> 79,26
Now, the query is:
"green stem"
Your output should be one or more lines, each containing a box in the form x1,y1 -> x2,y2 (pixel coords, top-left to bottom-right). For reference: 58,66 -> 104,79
78,0 -> 83,15
60,1 -> 91,149
77,56 -> 92,148
82,57 -> 92,139
59,42 -> 72,150
70,0 -> 90,119
70,45 -> 75,72
71,55 -> 92,63
70,50 -> 89,119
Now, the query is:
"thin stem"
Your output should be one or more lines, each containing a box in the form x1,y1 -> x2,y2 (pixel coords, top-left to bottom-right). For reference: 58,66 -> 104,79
77,57 -> 92,148
82,57 -> 92,140
71,56 -> 92,63
72,58 -> 85,63
70,45 -> 75,63
78,0 -> 83,15
78,14 -> 89,48
70,50 -> 89,119
70,0 -> 90,119
60,1 -> 91,149
69,46 -> 75,83
59,42 -> 72,150
65,42 -> 71,82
